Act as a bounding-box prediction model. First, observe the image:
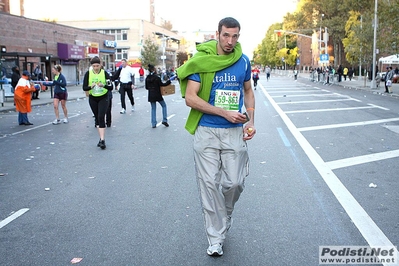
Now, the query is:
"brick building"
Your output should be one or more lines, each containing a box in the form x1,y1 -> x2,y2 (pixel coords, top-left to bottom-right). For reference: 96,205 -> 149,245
0,12 -> 115,84
57,19 -> 181,71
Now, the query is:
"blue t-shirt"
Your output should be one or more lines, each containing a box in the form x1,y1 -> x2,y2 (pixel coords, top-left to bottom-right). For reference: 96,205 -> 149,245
188,54 -> 252,128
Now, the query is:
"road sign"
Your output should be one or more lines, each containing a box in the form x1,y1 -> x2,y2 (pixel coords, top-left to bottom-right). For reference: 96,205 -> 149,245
320,54 -> 329,62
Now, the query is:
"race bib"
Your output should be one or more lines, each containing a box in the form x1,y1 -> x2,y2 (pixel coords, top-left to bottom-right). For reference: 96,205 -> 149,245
93,85 -> 102,94
214,89 -> 240,111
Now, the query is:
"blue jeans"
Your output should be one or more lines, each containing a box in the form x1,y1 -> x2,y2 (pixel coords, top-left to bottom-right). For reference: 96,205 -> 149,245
150,100 -> 167,127
18,112 -> 29,124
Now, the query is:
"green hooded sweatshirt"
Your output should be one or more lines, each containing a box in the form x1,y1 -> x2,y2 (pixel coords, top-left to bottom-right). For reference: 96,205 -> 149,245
176,40 -> 242,134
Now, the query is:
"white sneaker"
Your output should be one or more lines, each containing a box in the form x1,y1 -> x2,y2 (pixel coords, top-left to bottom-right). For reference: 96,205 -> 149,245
120,109 -> 126,114
63,118 -> 68,124
52,119 -> 61,125
131,105 -> 135,112
207,243 -> 223,256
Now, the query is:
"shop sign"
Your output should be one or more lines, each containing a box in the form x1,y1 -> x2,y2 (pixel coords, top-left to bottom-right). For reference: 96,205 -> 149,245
57,43 -> 85,60
104,40 -> 117,48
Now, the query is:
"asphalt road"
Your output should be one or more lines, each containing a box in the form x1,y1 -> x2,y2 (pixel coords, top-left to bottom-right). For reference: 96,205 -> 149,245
0,75 -> 398,266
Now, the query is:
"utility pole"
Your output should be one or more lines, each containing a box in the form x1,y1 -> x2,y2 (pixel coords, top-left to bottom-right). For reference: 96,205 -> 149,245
319,14 -> 324,56
359,15 -> 363,78
370,0 -> 378,89
284,34 -> 287,71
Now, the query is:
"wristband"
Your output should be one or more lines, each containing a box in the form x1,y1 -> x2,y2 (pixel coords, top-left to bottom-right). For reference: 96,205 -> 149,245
246,108 -> 255,111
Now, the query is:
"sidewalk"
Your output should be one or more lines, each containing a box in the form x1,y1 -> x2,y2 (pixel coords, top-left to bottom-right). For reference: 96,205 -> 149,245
0,81 -> 146,113
297,72 -> 399,97
1,73 -> 398,113
0,84 -> 88,113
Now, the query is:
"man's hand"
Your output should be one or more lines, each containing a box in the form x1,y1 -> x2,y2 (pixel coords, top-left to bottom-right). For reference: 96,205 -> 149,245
224,111 -> 248,124
243,125 -> 256,140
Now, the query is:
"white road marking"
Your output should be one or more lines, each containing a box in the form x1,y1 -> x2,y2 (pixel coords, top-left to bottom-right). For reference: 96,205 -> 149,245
368,103 -> 390,111
272,93 -> 340,98
285,105 -> 378,114
278,98 -> 357,105
0,208 -> 29,229
0,113 -> 82,139
298,117 -> 399,132
260,83 -> 398,264
154,114 -> 175,127
326,149 -> 399,170
267,89 -> 320,93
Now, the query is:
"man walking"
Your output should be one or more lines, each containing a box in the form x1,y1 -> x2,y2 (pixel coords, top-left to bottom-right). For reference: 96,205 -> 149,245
177,17 -> 256,257
385,66 -> 394,93
265,65 -> 271,81
113,59 -> 135,113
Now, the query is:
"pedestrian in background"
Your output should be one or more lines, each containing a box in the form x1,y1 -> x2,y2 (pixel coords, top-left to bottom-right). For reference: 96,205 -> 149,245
293,69 -> 298,81
343,66 -> 348,81
11,66 -> 20,106
177,16 -> 256,257
113,59 -> 135,114
265,65 -> 271,81
82,56 -> 113,149
139,66 -> 145,82
252,66 -> 260,89
11,66 -> 20,93
348,67 -> 354,81
145,64 -> 172,128
337,65 -> 343,82
14,70 -> 36,125
32,64 -> 42,99
48,65 -> 69,125
106,84 -> 113,128
385,66 -> 394,93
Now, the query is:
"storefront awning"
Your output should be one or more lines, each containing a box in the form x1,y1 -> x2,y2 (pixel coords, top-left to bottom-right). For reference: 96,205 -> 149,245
99,49 -> 115,54
1,52 -> 53,58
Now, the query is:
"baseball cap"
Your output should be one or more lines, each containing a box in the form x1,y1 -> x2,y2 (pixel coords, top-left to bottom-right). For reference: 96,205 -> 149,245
22,70 -> 31,77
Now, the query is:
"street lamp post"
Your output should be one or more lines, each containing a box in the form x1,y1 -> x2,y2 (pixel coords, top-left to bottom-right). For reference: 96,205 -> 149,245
284,33 -> 287,71
319,14 -> 324,56
161,35 -> 166,69
370,0 -> 378,89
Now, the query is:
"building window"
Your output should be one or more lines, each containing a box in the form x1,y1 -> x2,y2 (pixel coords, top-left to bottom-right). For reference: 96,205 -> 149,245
97,29 -> 127,41
116,49 -> 128,60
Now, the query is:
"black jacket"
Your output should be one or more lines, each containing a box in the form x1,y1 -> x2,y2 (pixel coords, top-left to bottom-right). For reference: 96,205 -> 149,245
145,72 -> 171,102
11,67 -> 20,88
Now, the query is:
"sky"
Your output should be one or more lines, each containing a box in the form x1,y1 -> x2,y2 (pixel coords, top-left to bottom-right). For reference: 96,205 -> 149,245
21,0 -> 298,57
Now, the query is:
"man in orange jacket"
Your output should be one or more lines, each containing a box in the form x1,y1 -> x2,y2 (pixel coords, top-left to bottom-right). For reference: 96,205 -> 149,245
14,70 -> 36,125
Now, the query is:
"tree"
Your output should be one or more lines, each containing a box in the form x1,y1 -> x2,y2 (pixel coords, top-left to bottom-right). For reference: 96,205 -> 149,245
140,37 -> 161,69
162,20 -> 173,31
176,51 -> 188,67
378,0 -> 399,55
342,11 -> 372,65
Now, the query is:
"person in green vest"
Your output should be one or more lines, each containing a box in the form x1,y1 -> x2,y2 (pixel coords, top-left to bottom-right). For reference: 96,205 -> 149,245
82,56 -> 113,149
